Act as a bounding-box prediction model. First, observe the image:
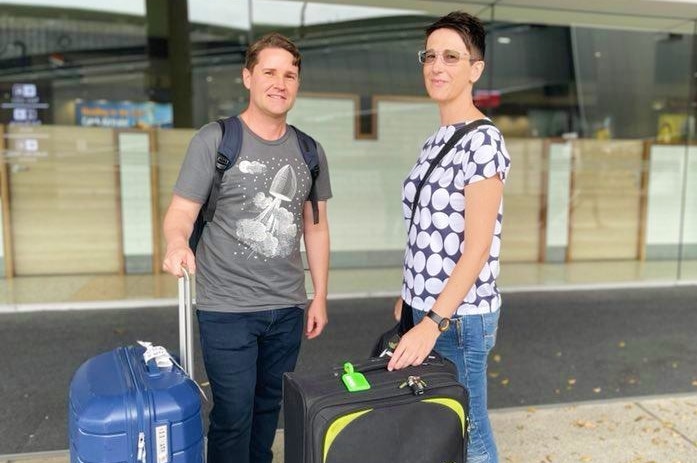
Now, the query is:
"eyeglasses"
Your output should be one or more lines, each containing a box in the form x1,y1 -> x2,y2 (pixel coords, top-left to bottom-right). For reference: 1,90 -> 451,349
417,49 -> 479,65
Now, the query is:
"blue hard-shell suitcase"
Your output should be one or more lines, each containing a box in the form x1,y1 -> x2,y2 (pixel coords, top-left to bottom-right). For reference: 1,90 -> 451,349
69,269 -> 203,463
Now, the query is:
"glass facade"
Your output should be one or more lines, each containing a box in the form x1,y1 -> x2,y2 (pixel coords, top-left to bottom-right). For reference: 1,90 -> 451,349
0,0 -> 695,284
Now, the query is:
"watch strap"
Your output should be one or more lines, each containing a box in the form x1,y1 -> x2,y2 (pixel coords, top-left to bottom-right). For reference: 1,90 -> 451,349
425,310 -> 450,331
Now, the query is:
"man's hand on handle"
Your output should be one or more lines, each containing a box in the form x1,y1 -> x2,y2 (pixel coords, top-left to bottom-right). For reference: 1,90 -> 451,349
162,243 -> 196,277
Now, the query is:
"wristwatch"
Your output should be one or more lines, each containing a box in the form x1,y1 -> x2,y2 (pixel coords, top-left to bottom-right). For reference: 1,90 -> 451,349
425,310 -> 450,332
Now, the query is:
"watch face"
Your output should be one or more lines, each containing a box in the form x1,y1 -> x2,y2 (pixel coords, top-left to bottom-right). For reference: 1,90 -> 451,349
439,318 -> 450,332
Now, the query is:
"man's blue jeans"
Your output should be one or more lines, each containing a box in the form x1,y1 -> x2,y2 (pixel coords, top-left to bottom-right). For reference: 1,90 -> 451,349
197,307 -> 304,463
413,308 -> 500,463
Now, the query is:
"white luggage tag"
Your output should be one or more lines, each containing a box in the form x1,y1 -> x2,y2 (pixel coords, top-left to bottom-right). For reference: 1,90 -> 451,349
137,340 -> 208,401
139,341 -> 174,368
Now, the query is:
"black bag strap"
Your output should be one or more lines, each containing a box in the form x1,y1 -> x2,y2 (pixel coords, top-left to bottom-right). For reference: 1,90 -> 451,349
291,125 -> 321,225
202,116 -> 241,222
409,119 -> 493,232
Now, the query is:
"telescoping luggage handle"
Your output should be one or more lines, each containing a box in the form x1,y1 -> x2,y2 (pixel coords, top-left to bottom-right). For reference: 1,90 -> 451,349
178,266 -> 195,381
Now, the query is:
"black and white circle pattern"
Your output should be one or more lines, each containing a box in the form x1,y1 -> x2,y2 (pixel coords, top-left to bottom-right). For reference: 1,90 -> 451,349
401,123 -> 511,316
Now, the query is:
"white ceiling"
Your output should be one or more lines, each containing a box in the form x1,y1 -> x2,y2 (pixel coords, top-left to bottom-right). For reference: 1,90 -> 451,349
324,0 -> 697,19
289,0 -> 697,31
1,0 -> 696,32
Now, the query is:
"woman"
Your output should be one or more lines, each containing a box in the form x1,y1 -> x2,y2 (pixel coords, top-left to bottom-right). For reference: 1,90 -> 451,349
387,11 -> 511,463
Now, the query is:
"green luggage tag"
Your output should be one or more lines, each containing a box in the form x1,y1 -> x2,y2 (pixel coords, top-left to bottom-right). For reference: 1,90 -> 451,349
341,362 -> 370,392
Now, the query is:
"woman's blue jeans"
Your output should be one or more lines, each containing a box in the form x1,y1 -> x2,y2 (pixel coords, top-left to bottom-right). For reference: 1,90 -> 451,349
413,308 -> 501,463
197,307 -> 303,463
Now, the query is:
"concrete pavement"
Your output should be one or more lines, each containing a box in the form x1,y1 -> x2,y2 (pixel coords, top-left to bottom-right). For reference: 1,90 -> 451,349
5,392 -> 696,463
491,393 -> 697,462
5,287 -> 697,453
2,267 -> 697,462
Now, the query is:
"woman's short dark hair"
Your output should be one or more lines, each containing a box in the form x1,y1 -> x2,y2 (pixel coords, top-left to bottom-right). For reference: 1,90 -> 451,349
426,11 -> 486,60
245,32 -> 302,73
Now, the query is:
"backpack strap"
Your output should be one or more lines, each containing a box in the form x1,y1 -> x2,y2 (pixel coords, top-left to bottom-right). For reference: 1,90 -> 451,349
291,125 -> 321,225
189,117 -> 241,252
409,119 -> 494,232
201,116 -> 242,222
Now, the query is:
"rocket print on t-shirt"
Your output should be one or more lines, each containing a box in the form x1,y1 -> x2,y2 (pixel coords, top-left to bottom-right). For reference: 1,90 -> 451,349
236,164 -> 299,258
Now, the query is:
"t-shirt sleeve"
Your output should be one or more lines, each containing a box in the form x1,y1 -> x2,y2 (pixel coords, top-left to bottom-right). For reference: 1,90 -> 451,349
173,122 -> 222,203
462,126 -> 511,186
313,142 -> 333,201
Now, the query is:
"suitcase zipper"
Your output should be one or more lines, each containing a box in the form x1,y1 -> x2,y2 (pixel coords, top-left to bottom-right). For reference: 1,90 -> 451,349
119,347 -> 144,463
125,346 -> 150,463
308,372 -> 460,415
136,432 -> 146,463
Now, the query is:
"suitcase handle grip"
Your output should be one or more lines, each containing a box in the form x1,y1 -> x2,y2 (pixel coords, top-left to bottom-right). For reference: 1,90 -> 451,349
145,358 -> 164,377
178,266 -> 195,380
337,352 -> 444,374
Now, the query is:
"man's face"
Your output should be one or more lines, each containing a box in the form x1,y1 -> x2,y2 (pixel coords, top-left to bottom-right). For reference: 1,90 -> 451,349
243,47 -> 300,119
422,28 -> 483,105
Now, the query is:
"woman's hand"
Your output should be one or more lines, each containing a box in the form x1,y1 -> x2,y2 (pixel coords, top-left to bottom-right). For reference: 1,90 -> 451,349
387,320 -> 440,371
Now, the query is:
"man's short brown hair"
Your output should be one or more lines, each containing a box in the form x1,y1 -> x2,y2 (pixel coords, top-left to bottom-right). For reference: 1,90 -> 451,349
245,32 -> 302,73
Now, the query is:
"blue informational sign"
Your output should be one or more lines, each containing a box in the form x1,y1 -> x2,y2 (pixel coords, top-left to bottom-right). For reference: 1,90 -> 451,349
75,101 -> 173,128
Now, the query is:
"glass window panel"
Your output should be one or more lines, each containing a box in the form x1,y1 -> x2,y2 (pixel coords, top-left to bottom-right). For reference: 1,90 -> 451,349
0,0 -> 693,286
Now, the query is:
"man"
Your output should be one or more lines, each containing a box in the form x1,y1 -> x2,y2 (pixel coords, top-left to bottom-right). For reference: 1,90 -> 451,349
162,32 -> 331,463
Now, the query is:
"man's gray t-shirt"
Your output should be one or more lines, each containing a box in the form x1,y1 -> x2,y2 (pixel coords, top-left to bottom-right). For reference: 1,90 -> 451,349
174,120 -> 332,313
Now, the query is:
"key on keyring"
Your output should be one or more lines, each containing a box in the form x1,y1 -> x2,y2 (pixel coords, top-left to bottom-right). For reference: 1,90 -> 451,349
409,376 -> 426,395
398,375 -> 418,389
399,375 -> 427,395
